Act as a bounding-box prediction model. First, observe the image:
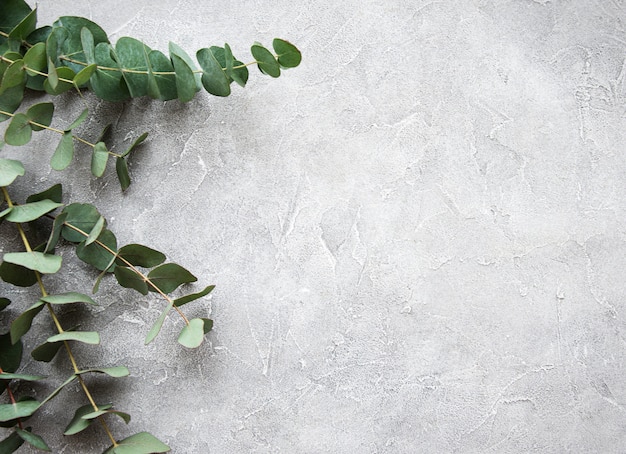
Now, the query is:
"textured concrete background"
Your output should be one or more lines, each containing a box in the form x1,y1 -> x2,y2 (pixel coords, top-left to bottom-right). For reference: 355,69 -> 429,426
3,0 -> 626,452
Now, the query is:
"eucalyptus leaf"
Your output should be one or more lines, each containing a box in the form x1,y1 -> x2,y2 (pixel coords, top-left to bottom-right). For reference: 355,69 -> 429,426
115,37 -> 150,98
147,50 -> 177,100
26,183 -> 62,204
45,211 -> 67,253
0,298 -> 9,311
147,263 -> 197,294
67,108 -> 88,130
173,285 -> 214,307
0,0 -> 32,36
25,102 -> 54,131
0,333 -> 22,373
61,203 -> 101,242
0,373 -> 45,382
170,53 -> 197,102
8,7 -> 36,40
75,229 -> 117,271
64,404 -> 113,435
144,302 -> 173,345
251,43 -> 280,77
0,158 -> 24,186
23,41 -> 47,76
41,292 -> 96,306
73,63 -> 96,87
44,66 -> 75,95
91,141 -> 109,177
51,132 -> 74,170
46,331 -> 100,345
30,340 -> 63,363
121,132 -> 148,157
77,366 -> 129,378
10,300 -> 45,344
0,430 -> 24,453
5,113 -> 32,146
177,318 -> 205,348
85,215 -> 105,245
116,244 -> 166,268
197,47 -> 230,97
5,199 -> 63,223
103,432 -> 170,454
3,251 -> 61,274
0,400 -> 40,422
15,428 -> 50,452
114,265 -> 148,295
116,156 -> 130,191
0,261 -> 37,287
273,38 -> 302,68
91,42 -> 130,101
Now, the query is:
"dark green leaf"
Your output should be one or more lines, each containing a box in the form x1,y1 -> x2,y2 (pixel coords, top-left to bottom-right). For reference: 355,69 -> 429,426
91,141 -> 109,177
0,430 -> 24,453
116,157 -> 130,191
67,108 -> 88,130
251,43 -> 280,77
8,7 -> 36,40
114,37 -> 150,98
174,285 -> 214,307
61,203 -> 101,242
0,59 -> 26,90
0,333 -> 22,372
5,200 -> 62,223
168,42 -> 201,86
208,46 -> 248,87
0,0 -> 32,35
51,132 -> 73,170
0,84 -> 25,121
116,244 -> 166,268
0,298 -> 9,311
45,211 -> 67,253
0,400 -> 39,422
30,340 -> 62,362
45,26 -> 68,67
15,427 -> 50,452
120,132 -> 148,158
46,58 -> 58,90
23,42 -> 47,76
273,38 -> 302,68
147,263 -> 196,294
10,301 -> 45,344
201,318 -> 213,334
0,158 -> 24,186
3,251 -> 61,274
47,331 -> 100,345
90,42 -> 130,102
26,183 -> 62,204
104,432 -> 170,454
114,266 -> 148,295
44,65 -> 75,95
5,113 -> 32,146
76,229 -> 117,271
64,404 -> 112,435
73,63 -> 96,86
197,48 -> 230,97
85,216 -> 105,245
41,292 -> 96,306
170,53 -> 197,102
144,302 -> 173,345
25,102 -> 54,131
0,261 -> 37,287
178,318 -> 205,348
52,16 -> 109,73
147,50 -> 177,100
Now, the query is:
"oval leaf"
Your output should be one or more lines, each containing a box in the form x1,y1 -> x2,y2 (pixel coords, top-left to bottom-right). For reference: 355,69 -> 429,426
91,141 -> 109,177
117,244 -> 166,268
0,158 -> 24,186
114,266 -> 148,295
147,263 -> 197,294
0,401 -> 40,422
5,200 -> 62,223
3,251 -> 61,274
177,318 -> 205,348
104,432 -> 169,454
46,331 -> 100,345
26,102 -> 54,131
5,113 -> 32,146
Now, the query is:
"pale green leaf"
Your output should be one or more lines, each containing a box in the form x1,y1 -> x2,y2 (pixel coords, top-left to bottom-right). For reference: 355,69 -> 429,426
177,318 -> 205,348
0,158 -> 24,186
5,113 -> 32,146
144,302 -> 173,345
5,200 -> 62,223
15,428 -> 50,452
3,251 -> 61,274
0,400 -> 40,422
47,331 -> 100,345
104,432 -> 170,454
51,132 -> 74,170
41,292 -> 96,305
91,141 -> 109,177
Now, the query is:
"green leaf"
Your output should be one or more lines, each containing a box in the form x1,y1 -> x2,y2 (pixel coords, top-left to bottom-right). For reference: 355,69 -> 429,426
251,43 -> 281,77
64,403 -> 112,435
76,229 -> 117,271
73,62 -> 96,87
0,430 -> 24,453
174,285 -> 214,307
45,26 -> 68,67
121,132 -> 148,157
208,46 -> 248,87
0,0 -> 32,35
30,340 -> 62,362
3,251 -> 61,274
46,57 -> 58,90
0,298 -> 9,311
45,211 -> 67,253
67,108 -> 88,130
178,318 -> 205,348
15,428 -> 50,452
104,432 -> 170,454
0,333 -> 22,372
5,200 -> 63,223
170,53 -> 197,102
0,158 -> 24,186
201,318 -> 213,334
8,7 -> 37,41
273,38 -> 302,68
147,50 -> 177,100
0,59 -> 26,91
147,263 -> 197,294
44,65 -> 75,95
197,48 -> 231,97
114,266 -> 148,295
144,302 -> 173,345
77,366 -> 129,378
10,301 -> 45,344
0,261 -> 37,287
26,183 -> 62,204
116,244 -> 166,268
168,42 -> 201,86
26,102 -> 54,131
114,37 -> 150,98
41,292 -> 96,306
5,113 -> 32,146
61,203 -> 101,242
91,42 -> 130,102
91,141 -> 109,177
85,216 -> 105,245
47,331 -> 100,345
0,400 -> 40,422
23,42 -> 47,76
116,157 -> 131,191
51,132 -> 74,170
52,16 -> 109,73
0,373 -> 45,381
0,84 -> 25,121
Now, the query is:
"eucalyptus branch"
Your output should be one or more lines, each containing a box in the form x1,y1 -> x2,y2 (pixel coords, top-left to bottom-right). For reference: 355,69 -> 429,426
1,186 -> 119,449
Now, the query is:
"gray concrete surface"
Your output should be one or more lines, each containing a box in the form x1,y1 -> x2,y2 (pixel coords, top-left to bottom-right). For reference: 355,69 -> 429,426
3,0 -> 626,452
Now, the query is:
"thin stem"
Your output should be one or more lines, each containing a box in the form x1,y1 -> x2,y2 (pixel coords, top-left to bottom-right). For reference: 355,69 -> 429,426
2,187 -> 118,448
